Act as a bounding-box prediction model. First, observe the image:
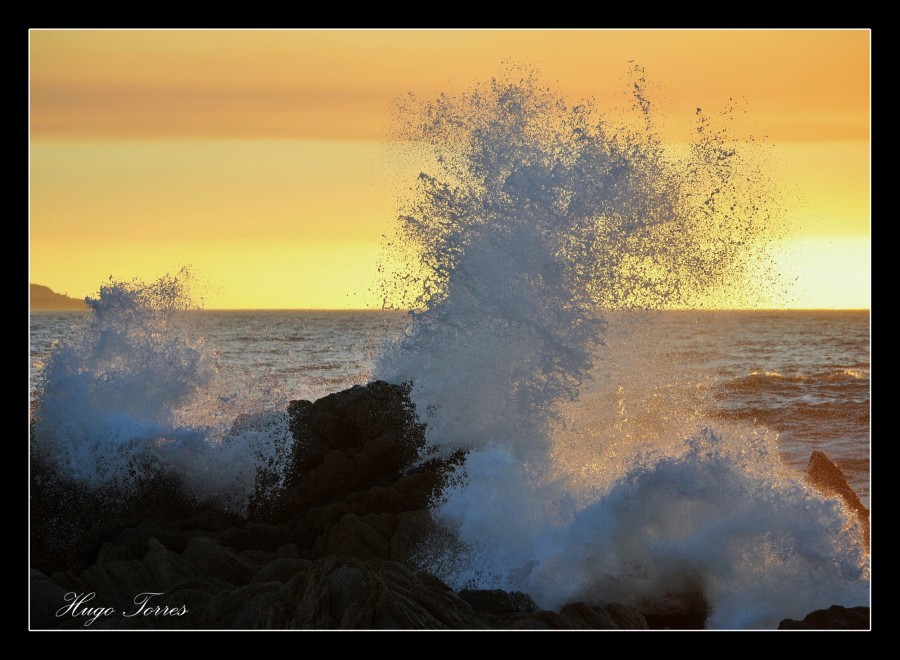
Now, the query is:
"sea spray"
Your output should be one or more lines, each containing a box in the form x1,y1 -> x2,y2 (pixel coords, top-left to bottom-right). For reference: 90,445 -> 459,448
377,67 -> 868,628
378,67 -> 779,457
32,273 -> 293,513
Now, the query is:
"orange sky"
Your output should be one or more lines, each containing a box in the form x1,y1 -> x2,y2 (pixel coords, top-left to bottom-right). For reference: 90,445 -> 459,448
29,29 -> 870,309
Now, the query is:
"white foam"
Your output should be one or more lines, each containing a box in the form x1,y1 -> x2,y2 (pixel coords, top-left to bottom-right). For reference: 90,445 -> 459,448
376,67 -> 868,628
32,275 -> 293,513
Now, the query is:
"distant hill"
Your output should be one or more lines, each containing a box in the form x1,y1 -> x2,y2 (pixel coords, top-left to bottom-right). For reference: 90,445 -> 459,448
30,284 -> 88,311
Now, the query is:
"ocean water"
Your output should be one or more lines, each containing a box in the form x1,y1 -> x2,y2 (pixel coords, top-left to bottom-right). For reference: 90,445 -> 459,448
29,308 -> 870,502
28,69 -> 870,628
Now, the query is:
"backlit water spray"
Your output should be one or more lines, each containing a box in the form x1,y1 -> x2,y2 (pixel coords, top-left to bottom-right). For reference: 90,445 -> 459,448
376,67 -> 868,628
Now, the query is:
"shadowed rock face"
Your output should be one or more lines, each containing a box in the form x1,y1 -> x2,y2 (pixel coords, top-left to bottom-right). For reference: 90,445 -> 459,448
28,382 -> 867,629
778,605 -> 870,630
805,450 -> 870,551
35,550 -> 651,630
33,381 -> 652,629
30,381 -> 447,575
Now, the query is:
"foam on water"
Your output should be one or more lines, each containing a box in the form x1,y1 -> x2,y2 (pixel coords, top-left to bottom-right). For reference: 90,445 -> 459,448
31,274 -> 293,513
376,67 -> 868,628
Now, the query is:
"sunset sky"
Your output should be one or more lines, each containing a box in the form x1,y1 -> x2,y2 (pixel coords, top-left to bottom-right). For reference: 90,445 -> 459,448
29,30 -> 870,309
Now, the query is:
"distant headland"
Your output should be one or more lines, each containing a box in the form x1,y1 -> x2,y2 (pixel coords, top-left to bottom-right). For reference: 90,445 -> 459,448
30,284 -> 87,311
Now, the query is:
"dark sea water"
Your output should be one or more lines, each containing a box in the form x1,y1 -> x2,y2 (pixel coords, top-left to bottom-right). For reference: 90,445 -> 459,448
29,309 -> 869,505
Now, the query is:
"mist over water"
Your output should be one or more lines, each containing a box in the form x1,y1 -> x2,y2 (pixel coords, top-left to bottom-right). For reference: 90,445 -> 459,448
375,69 -> 868,627
32,275 -> 294,513
377,68 -> 778,455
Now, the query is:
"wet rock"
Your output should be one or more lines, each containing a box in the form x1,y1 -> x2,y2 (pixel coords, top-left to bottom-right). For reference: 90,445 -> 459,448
559,602 -> 617,629
806,450 -> 870,550
606,602 -> 650,629
778,605 -> 869,630
30,569 -> 70,629
143,538 -> 195,589
182,536 -> 256,587
640,591 -> 709,629
30,380 -> 665,630
459,589 -> 539,618
258,556 -> 484,629
256,557 -> 311,583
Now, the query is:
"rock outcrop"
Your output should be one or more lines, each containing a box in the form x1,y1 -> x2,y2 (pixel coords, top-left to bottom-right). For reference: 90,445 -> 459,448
34,381 -> 643,629
778,605 -> 870,630
805,450 -> 870,551
29,382 -> 870,629
30,283 -> 88,311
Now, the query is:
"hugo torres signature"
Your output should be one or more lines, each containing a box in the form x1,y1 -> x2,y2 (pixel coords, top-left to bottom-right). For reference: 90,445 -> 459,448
56,592 -> 188,627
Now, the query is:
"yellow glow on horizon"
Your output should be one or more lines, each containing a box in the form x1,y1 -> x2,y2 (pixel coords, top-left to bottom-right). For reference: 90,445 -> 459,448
30,237 -> 390,310
29,30 -> 870,310
764,237 -> 871,309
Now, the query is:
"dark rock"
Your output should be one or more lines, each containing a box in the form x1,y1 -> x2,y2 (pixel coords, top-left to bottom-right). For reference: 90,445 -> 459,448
277,543 -> 299,558
316,512 -> 394,560
143,538 -> 195,589
640,591 -> 709,629
458,589 -> 539,617
806,450 -> 870,550
778,605 -> 870,630
286,381 -> 424,482
504,611 -> 576,629
218,523 -> 289,553
606,602 -> 650,629
113,519 -> 192,558
79,557 -> 153,607
197,582 -> 284,629
33,379 -> 668,630
286,400 -> 327,474
559,602 -> 617,629
182,536 -> 256,587
238,549 -> 279,571
269,382 -> 456,564
257,556 -> 484,629
30,569 -> 70,629
33,381 -> 445,579
257,557 -> 311,583
30,283 -> 88,311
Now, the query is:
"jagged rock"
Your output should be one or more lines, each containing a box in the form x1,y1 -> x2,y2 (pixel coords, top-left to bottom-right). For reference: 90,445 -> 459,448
778,605 -> 869,630
238,549 -> 280,571
640,591 -> 709,629
559,602 -> 617,629
182,536 -> 256,587
504,611 -> 577,629
277,543 -> 299,558
287,381 -> 423,480
806,450 -> 870,550
459,589 -> 539,618
29,380 -> 685,630
79,557 -> 154,607
31,569 -> 70,629
555,602 -> 648,630
218,523 -> 290,553
272,381 -> 455,563
606,602 -> 650,629
256,557 -> 311,583
258,556 -> 484,629
143,538 -> 195,589
112,519 -> 192,559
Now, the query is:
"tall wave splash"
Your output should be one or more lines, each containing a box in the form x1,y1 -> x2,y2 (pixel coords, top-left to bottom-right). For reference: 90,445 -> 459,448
31,273 -> 293,514
376,67 -> 868,628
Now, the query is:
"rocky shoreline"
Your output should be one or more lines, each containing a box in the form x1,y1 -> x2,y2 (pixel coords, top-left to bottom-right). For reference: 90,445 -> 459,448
30,381 -> 869,629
